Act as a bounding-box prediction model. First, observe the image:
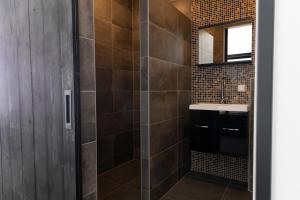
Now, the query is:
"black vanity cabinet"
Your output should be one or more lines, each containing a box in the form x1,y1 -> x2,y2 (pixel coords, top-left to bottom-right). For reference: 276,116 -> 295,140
191,110 -> 249,157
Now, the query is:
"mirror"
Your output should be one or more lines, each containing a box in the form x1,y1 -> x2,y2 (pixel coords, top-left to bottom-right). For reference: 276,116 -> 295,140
198,20 -> 253,66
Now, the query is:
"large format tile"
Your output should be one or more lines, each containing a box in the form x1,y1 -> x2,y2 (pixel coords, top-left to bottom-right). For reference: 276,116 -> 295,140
96,68 -> 112,91
94,18 -> 112,46
99,111 -> 133,136
80,92 -> 96,143
101,160 -> 140,185
222,186 -> 252,200
150,146 -> 178,189
80,38 -> 95,91
82,142 -> 97,196
79,0 -> 94,38
104,186 -> 140,200
149,91 -> 177,123
149,58 -> 178,91
112,70 -> 133,91
112,25 -> 132,50
150,119 -> 178,156
165,177 -> 226,200
149,23 -> 177,62
95,43 -> 112,69
112,48 -> 133,70
94,0 -> 111,21
112,0 -> 132,29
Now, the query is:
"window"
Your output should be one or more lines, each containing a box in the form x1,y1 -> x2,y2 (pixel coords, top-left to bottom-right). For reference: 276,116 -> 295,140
225,24 -> 252,62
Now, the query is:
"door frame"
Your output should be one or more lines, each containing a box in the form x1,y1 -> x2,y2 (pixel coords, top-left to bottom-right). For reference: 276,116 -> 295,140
255,0 -> 275,199
72,0 -> 82,199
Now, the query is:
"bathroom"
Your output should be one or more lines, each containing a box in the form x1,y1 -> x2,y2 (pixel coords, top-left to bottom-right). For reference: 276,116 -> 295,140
85,0 -> 256,199
0,0 -> 276,199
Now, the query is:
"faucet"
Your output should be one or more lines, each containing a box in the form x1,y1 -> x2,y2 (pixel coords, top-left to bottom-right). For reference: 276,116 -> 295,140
220,77 -> 226,104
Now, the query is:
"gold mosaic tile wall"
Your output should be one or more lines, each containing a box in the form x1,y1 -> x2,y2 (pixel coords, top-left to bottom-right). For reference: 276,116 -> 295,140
191,0 -> 256,104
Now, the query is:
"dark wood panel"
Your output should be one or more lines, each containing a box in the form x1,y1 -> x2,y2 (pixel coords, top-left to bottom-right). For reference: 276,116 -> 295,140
0,0 -> 78,199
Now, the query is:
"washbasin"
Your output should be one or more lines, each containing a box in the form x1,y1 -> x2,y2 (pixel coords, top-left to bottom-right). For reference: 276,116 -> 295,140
189,103 -> 249,112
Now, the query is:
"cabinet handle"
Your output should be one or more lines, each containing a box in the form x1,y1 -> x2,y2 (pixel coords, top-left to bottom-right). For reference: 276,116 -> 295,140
195,125 -> 209,128
64,90 -> 72,129
222,128 -> 239,131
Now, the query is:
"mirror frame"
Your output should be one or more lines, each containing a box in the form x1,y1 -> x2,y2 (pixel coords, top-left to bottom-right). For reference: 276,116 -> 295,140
197,18 -> 255,67
255,0 -> 274,200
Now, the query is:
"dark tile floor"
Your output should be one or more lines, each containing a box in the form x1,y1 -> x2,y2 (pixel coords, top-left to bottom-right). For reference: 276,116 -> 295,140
98,159 -> 141,200
98,160 -> 252,200
161,176 -> 252,200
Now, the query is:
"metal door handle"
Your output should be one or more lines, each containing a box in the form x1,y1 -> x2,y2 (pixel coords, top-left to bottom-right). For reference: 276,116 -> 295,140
195,125 -> 209,128
64,90 -> 72,129
222,128 -> 239,131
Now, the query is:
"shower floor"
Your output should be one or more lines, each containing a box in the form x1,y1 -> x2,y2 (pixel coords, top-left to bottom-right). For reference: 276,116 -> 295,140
98,159 -> 141,200
98,160 -> 251,200
161,176 -> 252,200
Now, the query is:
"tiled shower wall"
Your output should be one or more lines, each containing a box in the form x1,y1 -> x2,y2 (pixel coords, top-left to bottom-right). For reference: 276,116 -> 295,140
191,0 -> 256,104
79,0 -> 97,199
95,0 -> 140,174
140,0 -> 191,199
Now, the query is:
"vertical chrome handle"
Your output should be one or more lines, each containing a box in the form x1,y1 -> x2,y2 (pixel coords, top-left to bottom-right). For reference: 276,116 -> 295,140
64,90 -> 72,129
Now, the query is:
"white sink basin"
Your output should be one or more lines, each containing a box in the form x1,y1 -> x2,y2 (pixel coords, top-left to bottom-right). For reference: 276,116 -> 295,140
189,103 -> 249,112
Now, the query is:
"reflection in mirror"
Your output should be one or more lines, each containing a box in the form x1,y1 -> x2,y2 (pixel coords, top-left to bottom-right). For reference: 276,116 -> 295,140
198,20 -> 253,66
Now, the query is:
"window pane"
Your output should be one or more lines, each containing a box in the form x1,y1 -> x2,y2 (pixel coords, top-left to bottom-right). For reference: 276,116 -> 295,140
228,24 -> 252,55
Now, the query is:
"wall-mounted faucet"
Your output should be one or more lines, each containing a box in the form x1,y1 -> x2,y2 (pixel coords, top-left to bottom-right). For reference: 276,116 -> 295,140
220,77 -> 226,104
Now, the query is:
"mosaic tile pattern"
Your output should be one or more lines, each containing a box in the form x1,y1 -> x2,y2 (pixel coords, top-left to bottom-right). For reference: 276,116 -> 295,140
190,0 -> 256,185
191,151 -> 248,183
191,0 -> 256,104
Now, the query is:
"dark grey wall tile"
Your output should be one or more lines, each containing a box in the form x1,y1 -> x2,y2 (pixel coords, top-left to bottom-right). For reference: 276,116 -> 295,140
99,135 -> 115,172
99,111 -> 133,136
81,122 -> 97,144
177,12 -> 191,41
163,4 -> 178,35
149,0 -> 178,35
178,116 -> 190,141
113,91 -> 133,111
150,119 -> 178,156
112,0 -> 132,29
94,0 -> 111,21
133,92 -> 140,110
149,91 -> 177,124
82,142 -> 97,196
81,92 -> 97,125
80,38 -> 96,91
96,91 -> 113,114
149,23 -> 177,62
177,66 -> 191,90
133,71 -> 140,90
112,48 -> 133,70
114,131 -> 134,165
150,170 -> 178,200
149,58 -> 178,91
112,25 -> 132,50
96,68 -> 112,91
95,43 -> 112,69
112,70 -> 133,91
79,0 -> 94,38
178,91 -> 191,117
95,18 -> 112,46
83,192 -> 97,200
150,146 -> 178,189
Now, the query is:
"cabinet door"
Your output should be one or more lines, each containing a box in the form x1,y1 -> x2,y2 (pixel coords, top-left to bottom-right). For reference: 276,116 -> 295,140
218,111 -> 248,157
191,111 -> 219,153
